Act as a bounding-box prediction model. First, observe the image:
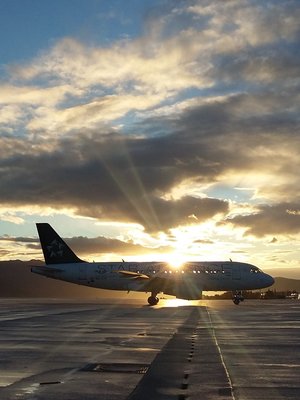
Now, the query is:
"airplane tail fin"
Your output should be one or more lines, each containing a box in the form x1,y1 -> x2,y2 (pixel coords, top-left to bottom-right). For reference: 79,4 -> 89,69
36,223 -> 84,265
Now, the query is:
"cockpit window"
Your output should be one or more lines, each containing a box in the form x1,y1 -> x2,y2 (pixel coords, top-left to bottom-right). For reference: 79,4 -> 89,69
250,267 -> 262,273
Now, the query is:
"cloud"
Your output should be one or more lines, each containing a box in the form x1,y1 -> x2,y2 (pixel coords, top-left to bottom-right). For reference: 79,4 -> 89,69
225,203 -> 300,237
0,105 -> 24,132
26,93 -> 164,134
1,1 -> 298,140
11,33 -> 210,96
78,195 -> 229,233
193,239 -> 214,245
216,45 -> 300,85
0,84 -> 80,106
0,83 -> 299,235
0,83 -> 84,133
4,29 -> 213,135
0,234 -> 172,257
189,1 -> 300,48
0,0 -> 299,242
0,129 -> 230,233
1,236 -> 38,244
66,236 -> 171,256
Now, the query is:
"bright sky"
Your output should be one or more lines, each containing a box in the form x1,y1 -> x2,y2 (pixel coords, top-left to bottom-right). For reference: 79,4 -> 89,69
0,0 -> 299,278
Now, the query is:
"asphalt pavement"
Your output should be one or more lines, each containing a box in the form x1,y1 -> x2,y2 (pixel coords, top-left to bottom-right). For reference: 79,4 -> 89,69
0,298 -> 299,400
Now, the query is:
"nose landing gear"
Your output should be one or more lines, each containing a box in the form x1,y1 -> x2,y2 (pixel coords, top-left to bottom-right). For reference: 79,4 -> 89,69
148,292 -> 159,306
232,291 -> 244,305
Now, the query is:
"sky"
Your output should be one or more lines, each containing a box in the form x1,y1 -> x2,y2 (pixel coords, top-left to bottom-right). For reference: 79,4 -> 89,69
0,0 -> 299,278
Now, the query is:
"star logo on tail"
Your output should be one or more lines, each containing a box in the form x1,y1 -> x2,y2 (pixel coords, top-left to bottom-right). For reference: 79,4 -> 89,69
47,239 -> 65,258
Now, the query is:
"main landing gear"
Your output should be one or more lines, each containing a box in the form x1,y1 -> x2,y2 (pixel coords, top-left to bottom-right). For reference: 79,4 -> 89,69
148,292 -> 159,306
232,291 -> 244,305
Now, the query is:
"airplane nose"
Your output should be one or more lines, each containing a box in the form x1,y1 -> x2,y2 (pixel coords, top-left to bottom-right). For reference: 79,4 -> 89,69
266,274 -> 274,287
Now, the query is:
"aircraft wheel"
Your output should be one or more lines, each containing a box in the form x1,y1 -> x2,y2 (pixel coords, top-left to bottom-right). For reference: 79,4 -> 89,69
148,296 -> 159,306
232,290 -> 244,305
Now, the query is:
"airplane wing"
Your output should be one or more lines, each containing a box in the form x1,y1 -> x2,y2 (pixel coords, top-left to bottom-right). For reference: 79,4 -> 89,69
117,272 -> 175,294
117,270 -> 150,280
117,271 -> 178,295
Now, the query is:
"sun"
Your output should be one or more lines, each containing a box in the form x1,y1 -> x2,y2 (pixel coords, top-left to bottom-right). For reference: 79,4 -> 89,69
166,253 -> 186,269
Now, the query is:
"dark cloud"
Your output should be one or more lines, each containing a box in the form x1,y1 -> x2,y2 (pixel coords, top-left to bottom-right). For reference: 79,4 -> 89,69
215,44 -> 300,85
0,249 -> 10,258
0,123 -> 232,233
0,84 -> 299,235
224,203 -> 300,237
67,236 -> 172,256
193,239 -> 214,245
0,235 -> 172,257
1,236 -> 38,244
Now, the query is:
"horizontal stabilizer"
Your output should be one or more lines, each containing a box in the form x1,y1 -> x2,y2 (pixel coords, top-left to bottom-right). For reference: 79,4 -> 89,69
31,266 -> 63,277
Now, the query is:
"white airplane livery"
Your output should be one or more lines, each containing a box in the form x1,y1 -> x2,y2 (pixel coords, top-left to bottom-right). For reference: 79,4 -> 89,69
32,223 -> 274,305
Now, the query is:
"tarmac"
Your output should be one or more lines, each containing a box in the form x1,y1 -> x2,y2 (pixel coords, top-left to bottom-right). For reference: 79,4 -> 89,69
0,298 -> 299,400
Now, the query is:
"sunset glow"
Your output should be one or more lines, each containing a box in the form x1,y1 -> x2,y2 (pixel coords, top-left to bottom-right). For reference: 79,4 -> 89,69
167,254 -> 186,270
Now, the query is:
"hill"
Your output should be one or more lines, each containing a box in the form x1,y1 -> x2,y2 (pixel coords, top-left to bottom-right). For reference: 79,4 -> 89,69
271,277 -> 300,292
0,260 -> 125,298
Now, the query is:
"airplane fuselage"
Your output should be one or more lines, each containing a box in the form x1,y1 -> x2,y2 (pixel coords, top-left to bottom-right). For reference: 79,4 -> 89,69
32,261 -> 274,299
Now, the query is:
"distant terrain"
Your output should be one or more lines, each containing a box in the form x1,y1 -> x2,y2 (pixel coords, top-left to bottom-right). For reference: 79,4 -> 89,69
270,276 -> 300,292
0,260 -> 125,298
0,260 -> 299,298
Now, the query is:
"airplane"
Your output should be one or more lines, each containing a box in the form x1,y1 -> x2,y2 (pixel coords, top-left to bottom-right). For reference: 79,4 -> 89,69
31,223 -> 274,305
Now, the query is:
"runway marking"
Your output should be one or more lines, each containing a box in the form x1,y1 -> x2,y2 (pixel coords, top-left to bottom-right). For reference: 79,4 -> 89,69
206,307 -> 235,400
127,306 -> 234,400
